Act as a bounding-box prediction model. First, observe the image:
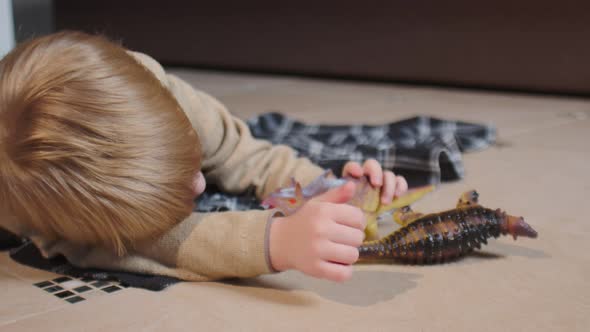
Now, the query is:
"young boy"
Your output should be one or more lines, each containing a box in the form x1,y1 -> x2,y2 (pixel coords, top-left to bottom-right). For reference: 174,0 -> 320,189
0,31 -> 408,282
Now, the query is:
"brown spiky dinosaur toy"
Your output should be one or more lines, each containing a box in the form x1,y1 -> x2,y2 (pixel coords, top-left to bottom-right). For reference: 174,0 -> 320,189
262,171 -> 538,263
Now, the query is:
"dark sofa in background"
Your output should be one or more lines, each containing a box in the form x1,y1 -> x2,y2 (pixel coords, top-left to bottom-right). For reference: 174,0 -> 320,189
55,0 -> 589,96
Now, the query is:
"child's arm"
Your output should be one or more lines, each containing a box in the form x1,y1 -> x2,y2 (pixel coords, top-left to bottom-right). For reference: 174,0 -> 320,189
131,51 -> 325,199
25,180 -> 364,282
26,209 -> 279,281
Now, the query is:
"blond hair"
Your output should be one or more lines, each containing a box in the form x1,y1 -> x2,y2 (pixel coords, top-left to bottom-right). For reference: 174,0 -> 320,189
0,31 -> 201,254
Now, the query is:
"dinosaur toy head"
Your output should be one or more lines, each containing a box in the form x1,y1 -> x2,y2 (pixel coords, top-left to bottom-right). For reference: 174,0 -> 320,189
501,212 -> 538,240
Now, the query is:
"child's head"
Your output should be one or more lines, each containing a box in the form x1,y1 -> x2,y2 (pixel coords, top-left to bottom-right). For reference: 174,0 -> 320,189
0,31 -> 201,254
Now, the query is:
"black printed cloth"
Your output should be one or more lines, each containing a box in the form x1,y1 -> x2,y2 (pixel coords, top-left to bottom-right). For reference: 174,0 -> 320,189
4,112 -> 496,290
0,228 -> 181,290
9,240 -> 180,291
195,112 -> 496,213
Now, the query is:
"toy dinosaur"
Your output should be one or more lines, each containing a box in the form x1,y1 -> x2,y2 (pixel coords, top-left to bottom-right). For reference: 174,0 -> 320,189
358,190 -> 538,263
261,170 -> 435,240
262,172 -> 538,264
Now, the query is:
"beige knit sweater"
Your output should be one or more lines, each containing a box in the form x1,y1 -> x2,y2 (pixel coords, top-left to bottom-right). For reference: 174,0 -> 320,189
0,52 -> 325,281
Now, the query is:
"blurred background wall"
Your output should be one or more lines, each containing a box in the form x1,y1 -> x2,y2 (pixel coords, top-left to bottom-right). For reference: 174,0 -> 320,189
2,0 -> 589,96
1,0 -> 54,56
12,0 -> 54,43
0,0 -> 15,57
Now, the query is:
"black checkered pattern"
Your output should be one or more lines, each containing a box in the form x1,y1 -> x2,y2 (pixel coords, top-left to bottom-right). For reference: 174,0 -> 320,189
10,240 -> 180,291
195,113 -> 496,213
33,275 -> 128,304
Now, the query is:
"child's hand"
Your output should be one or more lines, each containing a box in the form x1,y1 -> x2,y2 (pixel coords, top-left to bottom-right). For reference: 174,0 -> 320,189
269,182 -> 366,282
342,159 -> 408,204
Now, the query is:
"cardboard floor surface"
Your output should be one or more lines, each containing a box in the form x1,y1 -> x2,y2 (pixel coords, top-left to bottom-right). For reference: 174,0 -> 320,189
1,68 -> 588,331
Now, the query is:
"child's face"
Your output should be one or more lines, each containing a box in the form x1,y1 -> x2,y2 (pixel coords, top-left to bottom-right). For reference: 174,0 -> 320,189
192,171 -> 206,198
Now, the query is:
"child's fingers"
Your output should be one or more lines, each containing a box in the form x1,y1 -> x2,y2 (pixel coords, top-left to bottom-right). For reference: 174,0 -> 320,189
342,161 -> 363,178
313,181 -> 356,204
321,242 -> 360,265
394,175 -> 409,197
362,159 -> 383,186
317,260 -> 354,282
381,171 -> 396,204
327,223 -> 365,247
321,203 -> 366,230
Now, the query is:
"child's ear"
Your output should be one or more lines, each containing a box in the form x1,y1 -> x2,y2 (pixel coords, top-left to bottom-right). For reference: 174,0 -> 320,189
192,171 -> 206,196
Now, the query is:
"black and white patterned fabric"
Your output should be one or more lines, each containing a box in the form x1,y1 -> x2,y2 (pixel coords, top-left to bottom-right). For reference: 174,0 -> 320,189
195,112 -> 496,213
9,241 -> 179,291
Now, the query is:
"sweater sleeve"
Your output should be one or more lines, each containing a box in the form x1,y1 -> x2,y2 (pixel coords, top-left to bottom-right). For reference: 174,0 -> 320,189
26,209 -> 283,281
130,51 -> 326,199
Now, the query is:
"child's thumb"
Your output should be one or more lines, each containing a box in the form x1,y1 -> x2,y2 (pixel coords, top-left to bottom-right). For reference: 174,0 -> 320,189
313,181 -> 356,204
